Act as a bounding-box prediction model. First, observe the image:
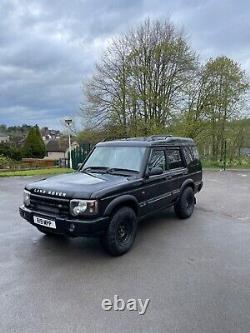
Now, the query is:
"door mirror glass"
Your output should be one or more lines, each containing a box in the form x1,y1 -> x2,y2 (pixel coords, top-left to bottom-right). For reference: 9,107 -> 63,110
149,166 -> 163,176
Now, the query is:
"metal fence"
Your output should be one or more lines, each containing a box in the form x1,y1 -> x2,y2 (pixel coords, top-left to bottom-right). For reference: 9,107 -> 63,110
68,143 -> 92,170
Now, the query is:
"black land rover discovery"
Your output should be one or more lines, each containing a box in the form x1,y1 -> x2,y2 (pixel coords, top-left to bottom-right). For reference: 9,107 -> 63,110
20,136 -> 203,256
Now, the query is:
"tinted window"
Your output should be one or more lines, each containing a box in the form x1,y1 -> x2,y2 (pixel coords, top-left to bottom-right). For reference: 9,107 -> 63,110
191,146 -> 199,160
166,149 -> 184,169
149,149 -> 166,170
183,146 -> 193,164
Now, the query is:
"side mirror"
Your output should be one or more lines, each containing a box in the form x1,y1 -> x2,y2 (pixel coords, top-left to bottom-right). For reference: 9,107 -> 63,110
77,163 -> 83,170
148,166 -> 163,176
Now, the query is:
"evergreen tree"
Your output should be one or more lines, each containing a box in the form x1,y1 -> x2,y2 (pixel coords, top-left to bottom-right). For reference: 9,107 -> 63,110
22,125 -> 46,158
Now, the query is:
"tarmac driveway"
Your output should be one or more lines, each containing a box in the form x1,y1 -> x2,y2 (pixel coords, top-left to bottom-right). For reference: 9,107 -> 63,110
0,171 -> 249,333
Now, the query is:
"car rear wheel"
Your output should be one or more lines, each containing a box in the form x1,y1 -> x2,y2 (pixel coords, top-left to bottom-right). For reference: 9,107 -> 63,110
174,187 -> 195,219
100,207 -> 137,256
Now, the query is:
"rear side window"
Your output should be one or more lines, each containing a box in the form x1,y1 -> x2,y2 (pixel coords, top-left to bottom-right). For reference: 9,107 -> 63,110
165,149 -> 184,169
191,146 -> 199,160
183,146 -> 193,164
183,146 -> 200,164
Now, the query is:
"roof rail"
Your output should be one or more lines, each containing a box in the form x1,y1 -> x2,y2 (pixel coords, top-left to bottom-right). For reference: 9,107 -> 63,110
103,135 -> 174,142
148,135 -> 172,141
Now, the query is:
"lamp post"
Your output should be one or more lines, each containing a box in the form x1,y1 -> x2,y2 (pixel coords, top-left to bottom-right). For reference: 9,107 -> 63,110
64,118 -> 73,169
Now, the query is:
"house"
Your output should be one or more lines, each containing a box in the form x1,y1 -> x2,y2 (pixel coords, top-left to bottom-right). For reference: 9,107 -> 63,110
45,140 -> 68,160
41,127 -> 62,143
45,139 -> 79,161
0,133 -> 9,143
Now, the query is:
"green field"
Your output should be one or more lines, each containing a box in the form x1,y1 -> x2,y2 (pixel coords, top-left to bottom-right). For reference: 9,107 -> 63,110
0,167 -> 73,177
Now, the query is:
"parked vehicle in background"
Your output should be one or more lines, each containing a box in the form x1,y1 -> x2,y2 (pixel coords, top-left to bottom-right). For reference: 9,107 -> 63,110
20,136 -> 203,256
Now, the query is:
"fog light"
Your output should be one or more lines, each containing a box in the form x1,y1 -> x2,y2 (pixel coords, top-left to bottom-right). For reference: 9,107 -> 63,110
69,223 -> 75,232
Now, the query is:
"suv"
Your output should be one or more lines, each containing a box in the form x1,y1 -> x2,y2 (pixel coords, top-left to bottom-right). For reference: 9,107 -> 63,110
20,136 -> 203,256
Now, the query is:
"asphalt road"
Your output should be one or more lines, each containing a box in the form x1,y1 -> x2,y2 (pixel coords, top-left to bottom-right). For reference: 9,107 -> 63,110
0,171 -> 249,333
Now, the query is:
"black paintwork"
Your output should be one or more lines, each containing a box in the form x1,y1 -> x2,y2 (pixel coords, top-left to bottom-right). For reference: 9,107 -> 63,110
20,136 -> 203,236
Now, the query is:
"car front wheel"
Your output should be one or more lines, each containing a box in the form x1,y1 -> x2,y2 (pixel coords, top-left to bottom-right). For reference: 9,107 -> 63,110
174,187 -> 195,219
100,207 -> 137,256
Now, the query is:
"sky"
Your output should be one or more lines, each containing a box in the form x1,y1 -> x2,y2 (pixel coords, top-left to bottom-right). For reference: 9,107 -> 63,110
0,0 -> 250,129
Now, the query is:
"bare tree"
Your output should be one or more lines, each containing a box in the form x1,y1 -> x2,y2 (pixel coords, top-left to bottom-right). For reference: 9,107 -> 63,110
82,19 -> 197,136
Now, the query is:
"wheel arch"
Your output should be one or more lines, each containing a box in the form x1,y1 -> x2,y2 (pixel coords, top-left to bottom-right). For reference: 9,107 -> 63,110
180,179 -> 195,193
175,179 -> 195,205
104,195 -> 139,217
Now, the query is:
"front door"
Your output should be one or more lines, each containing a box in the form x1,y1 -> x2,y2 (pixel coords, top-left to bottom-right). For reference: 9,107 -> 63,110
141,148 -> 172,215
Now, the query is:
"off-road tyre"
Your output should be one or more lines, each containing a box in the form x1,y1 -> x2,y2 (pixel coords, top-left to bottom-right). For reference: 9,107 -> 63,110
100,207 -> 137,256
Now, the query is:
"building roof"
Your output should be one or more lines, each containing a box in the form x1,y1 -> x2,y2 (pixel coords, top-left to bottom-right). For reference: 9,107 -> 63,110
46,140 -> 68,152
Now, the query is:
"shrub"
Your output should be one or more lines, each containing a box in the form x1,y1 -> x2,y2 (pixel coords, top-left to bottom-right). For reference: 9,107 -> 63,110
0,155 -> 13,169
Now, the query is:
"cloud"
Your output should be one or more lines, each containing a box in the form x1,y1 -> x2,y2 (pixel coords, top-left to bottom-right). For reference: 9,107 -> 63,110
0,0 -> 249,128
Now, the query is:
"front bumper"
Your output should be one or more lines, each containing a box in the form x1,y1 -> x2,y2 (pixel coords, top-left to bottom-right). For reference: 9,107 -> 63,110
19,205 -> 110,237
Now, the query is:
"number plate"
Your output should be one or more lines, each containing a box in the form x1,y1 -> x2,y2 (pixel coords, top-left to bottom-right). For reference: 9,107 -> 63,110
33,216 -> 56,229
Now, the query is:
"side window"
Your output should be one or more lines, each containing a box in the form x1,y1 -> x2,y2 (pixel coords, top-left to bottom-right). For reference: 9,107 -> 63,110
149,149 -> 166,171
166,149 -> 184,169
191,146 -> 199,160
183,146 -> 193,165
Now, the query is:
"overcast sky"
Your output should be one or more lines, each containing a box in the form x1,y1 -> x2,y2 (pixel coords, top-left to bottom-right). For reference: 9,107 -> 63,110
0,0 -> 249,129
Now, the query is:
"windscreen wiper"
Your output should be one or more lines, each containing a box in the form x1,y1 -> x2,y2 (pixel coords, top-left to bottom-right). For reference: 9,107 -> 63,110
81,166 -> 109,174
106,168 -> 138,175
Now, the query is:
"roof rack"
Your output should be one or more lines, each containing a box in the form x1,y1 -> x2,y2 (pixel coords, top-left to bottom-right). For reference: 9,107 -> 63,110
106,135 -> 172,142
97,135 -> 195,146
148,135 -> 172,141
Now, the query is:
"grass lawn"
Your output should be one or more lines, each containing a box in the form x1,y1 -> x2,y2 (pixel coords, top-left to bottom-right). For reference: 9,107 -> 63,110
202,159 -> 250,170
0,167 -> 73,177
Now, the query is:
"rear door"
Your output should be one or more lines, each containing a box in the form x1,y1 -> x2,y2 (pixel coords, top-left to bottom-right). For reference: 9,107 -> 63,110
165,147 -> 187,201
182,145 -> 202,189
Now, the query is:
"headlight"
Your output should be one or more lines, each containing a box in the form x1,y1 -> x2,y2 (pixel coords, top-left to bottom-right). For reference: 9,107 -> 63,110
70,199 -> 98,216
23,190 -> 30,206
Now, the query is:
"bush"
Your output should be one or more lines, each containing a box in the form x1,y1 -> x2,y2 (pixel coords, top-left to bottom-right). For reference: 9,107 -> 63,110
0,155 -> 13,169
0,143 -> 23,161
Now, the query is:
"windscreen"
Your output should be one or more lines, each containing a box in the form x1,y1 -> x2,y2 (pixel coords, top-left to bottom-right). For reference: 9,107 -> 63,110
83,146 -> 146,172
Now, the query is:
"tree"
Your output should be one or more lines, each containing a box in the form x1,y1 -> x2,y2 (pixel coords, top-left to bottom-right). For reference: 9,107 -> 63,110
22,125 -> 46,158
80,19 -> 249,162
82,19 -> 197,136
172,57 -> 249,159
197,57 -> 248,159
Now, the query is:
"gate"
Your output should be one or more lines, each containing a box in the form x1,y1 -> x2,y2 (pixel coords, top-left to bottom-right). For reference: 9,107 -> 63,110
68,143 -> 92,170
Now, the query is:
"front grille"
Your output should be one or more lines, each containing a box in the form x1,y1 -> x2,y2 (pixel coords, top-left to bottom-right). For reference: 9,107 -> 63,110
30,193 -> 70,217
